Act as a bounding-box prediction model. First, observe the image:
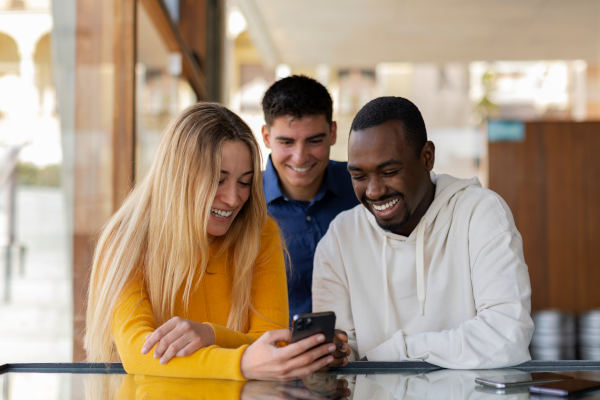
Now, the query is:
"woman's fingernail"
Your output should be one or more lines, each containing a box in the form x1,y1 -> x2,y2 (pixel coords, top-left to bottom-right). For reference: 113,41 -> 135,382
317,335 -> 325,342
159,358 -> 166,364
327,356 -> 334,363
328,345 -> 336,352
141,346 -> 147,354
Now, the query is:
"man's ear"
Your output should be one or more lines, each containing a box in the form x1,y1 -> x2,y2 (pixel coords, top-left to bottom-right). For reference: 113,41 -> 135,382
261,125 -> 272,149
421,141 -> 435,171
330,121 -> 338,146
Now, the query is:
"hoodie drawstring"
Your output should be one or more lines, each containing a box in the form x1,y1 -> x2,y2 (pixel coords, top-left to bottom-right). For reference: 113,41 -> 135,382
369,174 -> 480,320
416,221 -> 427,315
382,235 -> 390,337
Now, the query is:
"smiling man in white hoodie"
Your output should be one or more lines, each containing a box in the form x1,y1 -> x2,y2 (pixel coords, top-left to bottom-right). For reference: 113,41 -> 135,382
312,96 -> 534,369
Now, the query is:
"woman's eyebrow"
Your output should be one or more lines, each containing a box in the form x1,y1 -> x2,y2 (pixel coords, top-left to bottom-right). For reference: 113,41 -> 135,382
220,170 -> 253,177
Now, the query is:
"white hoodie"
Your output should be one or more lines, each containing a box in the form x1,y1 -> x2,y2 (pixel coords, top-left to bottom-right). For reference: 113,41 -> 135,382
312,173 -> 534,369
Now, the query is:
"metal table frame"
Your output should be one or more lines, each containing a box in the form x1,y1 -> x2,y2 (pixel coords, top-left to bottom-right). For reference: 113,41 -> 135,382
3,360 -> 600,375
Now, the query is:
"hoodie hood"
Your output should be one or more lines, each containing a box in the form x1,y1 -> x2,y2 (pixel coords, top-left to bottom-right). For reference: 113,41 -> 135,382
364,172 -> 481,319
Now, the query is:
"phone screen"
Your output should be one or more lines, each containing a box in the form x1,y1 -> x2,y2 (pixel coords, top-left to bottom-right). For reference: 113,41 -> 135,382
529,378 -> 600,396
475,372 -> 573,388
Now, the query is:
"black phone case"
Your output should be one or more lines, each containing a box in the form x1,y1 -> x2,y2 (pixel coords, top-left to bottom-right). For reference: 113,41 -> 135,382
291,311 -> 336,343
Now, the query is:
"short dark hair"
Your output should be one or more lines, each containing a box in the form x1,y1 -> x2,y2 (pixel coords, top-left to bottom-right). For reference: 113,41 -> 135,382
350,96 -> 427,154
262,75 -> 333,126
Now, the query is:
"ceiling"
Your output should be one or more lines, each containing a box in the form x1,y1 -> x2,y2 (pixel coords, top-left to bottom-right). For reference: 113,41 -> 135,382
235,0 -> 600,67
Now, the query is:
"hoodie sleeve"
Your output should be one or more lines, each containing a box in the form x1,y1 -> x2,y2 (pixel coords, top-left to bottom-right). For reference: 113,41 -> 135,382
312,225 -> 359,360
366,191 -> 534,368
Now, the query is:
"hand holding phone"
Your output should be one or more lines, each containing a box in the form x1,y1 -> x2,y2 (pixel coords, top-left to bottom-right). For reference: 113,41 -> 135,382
291,312 -> 350,368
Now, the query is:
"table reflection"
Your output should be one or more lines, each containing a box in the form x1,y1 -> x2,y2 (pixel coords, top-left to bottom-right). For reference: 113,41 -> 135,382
3,363 -> 600,399
103,370 -> 600,400
352,369 -> 529,399
112,374 -> 350,399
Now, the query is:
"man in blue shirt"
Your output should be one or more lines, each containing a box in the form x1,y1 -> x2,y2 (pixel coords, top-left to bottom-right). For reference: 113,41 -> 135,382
261,75 -> 359,321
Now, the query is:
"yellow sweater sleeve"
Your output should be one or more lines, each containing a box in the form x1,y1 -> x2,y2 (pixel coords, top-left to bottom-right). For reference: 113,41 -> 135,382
111,218 -> 288,380
112,280 -> 248,380
207,217 -> 289,348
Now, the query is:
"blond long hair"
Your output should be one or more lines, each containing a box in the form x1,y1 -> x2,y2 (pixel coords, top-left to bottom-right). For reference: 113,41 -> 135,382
85,103 -> 266,362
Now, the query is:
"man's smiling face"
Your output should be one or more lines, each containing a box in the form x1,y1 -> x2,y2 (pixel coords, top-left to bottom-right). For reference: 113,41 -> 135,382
262,114 -> 337,201
348,120 -> 435,236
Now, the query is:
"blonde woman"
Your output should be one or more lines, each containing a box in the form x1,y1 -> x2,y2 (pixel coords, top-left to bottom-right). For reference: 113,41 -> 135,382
85,103 -> 338,380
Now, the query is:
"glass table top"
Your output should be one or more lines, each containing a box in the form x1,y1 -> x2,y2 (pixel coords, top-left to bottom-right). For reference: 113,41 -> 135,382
3,361 -> 600,399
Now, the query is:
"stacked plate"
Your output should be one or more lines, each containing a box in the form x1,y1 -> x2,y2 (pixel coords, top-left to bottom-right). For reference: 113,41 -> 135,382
578,310 -> 600,360
530,310 -> 576,360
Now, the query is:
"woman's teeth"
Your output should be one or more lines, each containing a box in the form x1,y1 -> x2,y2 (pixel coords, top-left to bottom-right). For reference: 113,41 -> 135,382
211,208 -> 233,218
372,198 -> 399,211
291,165 -> 310,172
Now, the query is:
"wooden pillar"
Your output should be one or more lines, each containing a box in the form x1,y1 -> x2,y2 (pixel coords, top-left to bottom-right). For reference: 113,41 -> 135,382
203,0 -> 224,101
73,0 -> 136,361
179,0 -> 223,101
73,0 -> 208,362
179,0 -> 207,72
140,0 -> 207,99
112,0 -> 137,206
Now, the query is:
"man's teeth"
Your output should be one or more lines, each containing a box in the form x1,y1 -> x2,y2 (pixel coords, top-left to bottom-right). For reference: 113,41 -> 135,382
291,166 -> 310,172
211,208 -> 233,218
372,198 -> 399,211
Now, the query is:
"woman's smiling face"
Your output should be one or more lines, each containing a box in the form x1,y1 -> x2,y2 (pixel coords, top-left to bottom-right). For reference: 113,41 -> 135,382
207,140 -> 253,237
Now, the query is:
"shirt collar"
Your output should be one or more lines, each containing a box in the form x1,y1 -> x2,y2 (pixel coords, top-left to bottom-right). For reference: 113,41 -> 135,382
263,156 -> 285,203
263,156 -> 349,203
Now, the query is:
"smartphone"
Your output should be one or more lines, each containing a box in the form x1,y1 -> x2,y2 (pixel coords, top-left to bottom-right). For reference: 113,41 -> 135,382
475,384 -> 531,395
475,372 -> 573,389
529,378 -> 600,396
291,311 -> 336,343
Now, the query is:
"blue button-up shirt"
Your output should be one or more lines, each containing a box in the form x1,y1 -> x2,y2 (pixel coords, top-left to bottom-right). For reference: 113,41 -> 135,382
263,156 -> 359,321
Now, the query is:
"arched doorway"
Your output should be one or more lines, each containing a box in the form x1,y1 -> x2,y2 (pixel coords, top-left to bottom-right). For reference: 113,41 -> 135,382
33,32 -> 53,114
0,32 -> 19,77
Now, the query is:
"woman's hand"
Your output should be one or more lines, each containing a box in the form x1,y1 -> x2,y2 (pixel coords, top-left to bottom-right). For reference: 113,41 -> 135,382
240,329 -> 335,381
141,317 -> 215,364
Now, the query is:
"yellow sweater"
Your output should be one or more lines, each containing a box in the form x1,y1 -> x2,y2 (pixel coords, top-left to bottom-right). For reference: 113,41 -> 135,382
116,375 -> 245,400
111,217 -> 288,380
